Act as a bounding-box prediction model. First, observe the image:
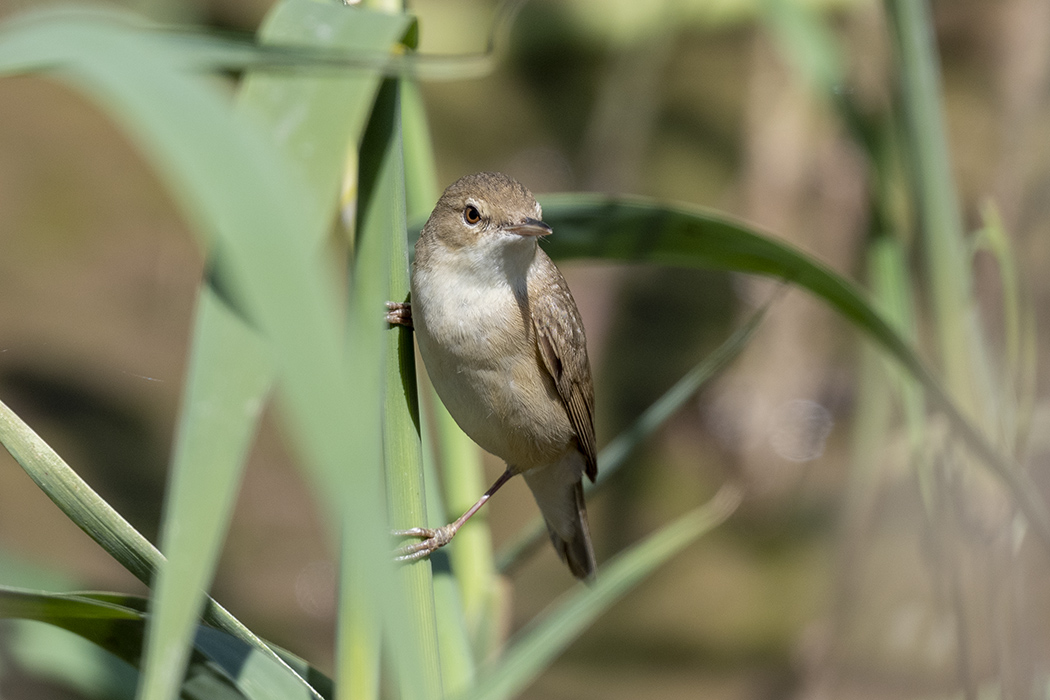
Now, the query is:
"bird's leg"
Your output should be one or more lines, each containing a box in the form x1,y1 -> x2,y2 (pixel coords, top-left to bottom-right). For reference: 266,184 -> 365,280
393,468 -> 514,562
385,301 -> 413,329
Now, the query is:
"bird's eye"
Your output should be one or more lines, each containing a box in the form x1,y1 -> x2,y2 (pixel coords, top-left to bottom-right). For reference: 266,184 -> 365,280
464,205 -> 481,225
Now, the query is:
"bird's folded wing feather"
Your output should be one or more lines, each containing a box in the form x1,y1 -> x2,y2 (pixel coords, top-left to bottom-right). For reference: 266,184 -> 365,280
532,253 -> 598,481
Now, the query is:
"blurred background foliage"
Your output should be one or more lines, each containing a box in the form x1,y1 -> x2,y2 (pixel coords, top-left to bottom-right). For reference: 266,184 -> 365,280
1,0 -> 1050,698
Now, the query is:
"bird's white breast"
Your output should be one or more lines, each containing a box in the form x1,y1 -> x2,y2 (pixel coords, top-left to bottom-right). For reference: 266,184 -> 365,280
411,239 -> 573,468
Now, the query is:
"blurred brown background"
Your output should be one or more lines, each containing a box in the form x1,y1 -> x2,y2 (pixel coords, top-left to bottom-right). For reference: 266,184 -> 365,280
2,0 -> 1050,698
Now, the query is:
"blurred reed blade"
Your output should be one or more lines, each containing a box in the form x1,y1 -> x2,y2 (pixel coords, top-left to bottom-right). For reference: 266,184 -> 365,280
866,236 -> 930,502
0,7 -> 414,697
758,0 -> 881,161
460,486 -> 741,700
139,291 -> 274,700
238,0 -> 415,242
0,397 -> 317,696
121,2 -> 414,699
760,0 -> 842,95
0,0 -> 528,81
497,298 -> 770,573
537,194 -> 1050,552
0,586 -> 332,700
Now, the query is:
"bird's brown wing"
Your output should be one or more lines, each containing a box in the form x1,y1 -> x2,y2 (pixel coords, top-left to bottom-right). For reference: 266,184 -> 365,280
531,250 -> 598,482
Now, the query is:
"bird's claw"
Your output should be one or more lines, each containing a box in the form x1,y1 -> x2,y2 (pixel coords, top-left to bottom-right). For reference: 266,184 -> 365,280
385,301 -> 413,329
392,525 -> 454,562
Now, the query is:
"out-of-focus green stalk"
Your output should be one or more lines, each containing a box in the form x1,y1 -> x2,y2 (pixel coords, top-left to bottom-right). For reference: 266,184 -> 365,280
884,0 -> 988,426
867,237 -> 930,500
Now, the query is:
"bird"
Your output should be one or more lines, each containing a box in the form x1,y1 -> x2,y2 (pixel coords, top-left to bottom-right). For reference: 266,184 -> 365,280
386,171 -> 597,580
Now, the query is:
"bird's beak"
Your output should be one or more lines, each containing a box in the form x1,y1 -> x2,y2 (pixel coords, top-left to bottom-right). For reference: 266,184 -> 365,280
503,218 -> 552,238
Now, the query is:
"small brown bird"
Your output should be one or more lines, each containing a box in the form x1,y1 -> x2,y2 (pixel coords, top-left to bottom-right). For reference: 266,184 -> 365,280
387,171 -> 597,580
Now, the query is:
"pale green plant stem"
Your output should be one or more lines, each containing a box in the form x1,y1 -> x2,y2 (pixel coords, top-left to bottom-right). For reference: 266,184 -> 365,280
885,0 -> 990,426
359,78 -> 443,699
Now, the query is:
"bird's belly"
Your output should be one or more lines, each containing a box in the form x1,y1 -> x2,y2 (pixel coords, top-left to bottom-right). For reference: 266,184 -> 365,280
413,280 -> 573,468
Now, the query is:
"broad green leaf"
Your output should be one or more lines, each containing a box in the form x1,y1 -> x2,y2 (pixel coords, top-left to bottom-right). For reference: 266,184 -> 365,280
3,618 -> 138,699
140,291 -> 275,700
0,7 -> 408,696
401,79 -> 439,220
238,0 -> 414,243
419,414 -> 477,696
497,300 -> 768,573
536,194 -> 1050,551
459,487 -> 741,700
139,4 -> 413,700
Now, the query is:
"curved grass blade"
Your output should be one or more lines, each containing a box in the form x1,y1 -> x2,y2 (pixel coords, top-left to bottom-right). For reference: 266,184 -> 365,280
537,194 -> 1050,552
496,298 -> 770,573
0,587 -> 332,700
0,397 -> 314,694
459,486 -> 741,700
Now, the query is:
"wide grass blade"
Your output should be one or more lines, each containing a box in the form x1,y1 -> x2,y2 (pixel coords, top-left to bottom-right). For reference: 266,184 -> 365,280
138,3 -> 413,700
238,0 -> 415,241
460,486 -> 741,700
0,6 -> 413,697
537,194 -> 1050,551
139,292 -> 274,700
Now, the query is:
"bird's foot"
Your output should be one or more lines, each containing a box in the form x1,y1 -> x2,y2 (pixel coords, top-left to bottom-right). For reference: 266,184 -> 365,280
392,524 -> 455,562
385,301 -> 413,329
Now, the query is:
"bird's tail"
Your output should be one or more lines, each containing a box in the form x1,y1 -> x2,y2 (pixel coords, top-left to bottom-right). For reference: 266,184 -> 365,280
523,463 -> 596,581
